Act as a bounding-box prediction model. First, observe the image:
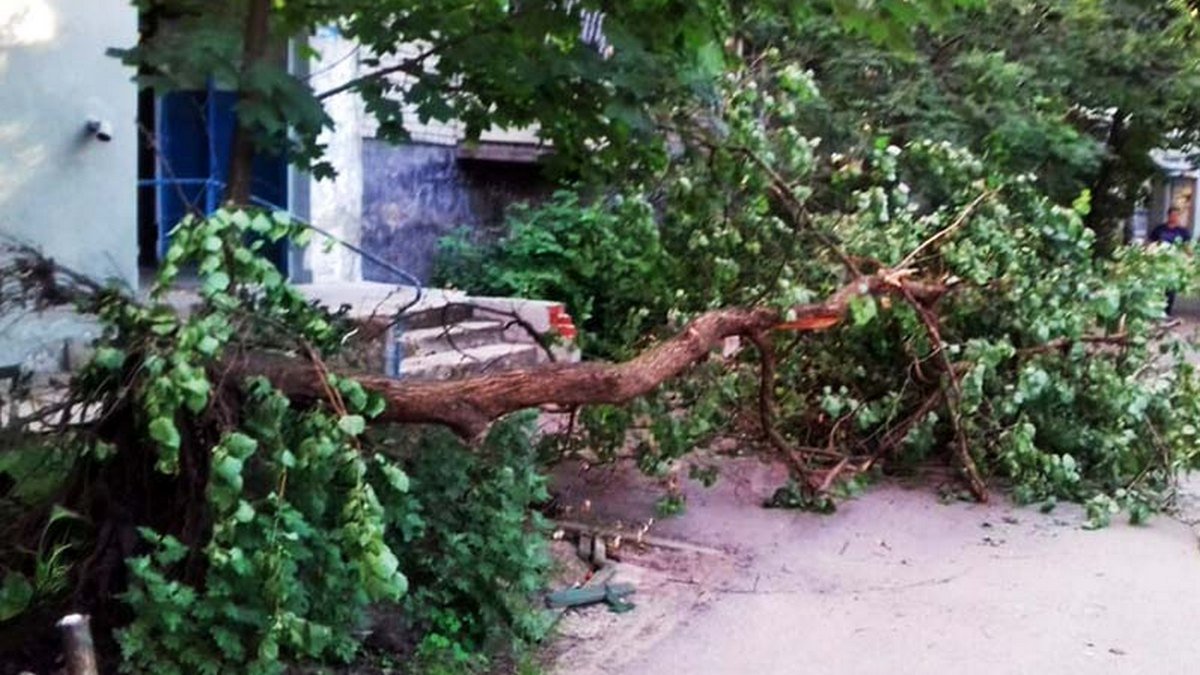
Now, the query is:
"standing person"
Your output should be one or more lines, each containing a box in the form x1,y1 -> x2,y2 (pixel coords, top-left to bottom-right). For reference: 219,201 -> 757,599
1148,206 -> 1189,316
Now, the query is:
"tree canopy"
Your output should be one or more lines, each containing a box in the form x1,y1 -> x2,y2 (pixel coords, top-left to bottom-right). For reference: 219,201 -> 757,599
115,0 -> 983,190
774,0 -> 1200,250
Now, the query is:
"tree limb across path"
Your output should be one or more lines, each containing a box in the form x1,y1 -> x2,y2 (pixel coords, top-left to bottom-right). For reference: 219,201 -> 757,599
3,242 -> 972,495
222,270 -> 949,440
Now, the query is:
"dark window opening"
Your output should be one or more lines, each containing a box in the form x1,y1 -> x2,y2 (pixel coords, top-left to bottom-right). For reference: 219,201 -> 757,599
136,84 -> 290,278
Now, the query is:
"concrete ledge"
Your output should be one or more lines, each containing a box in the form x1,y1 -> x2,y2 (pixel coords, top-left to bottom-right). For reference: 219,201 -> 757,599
0,308 -> 100,373
295,283 -> 466,320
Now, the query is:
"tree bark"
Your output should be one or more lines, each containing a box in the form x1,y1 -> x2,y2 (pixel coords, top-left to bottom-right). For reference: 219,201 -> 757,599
1084,110 -> 1128,257
224,0 -> 273,206
222,272 -> 947,440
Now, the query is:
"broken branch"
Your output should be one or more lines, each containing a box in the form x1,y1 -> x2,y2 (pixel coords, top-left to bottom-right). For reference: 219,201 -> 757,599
226,271 -> 947,441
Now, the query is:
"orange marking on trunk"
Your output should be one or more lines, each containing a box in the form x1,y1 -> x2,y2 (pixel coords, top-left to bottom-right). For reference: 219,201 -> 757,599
774,315 -> 842,332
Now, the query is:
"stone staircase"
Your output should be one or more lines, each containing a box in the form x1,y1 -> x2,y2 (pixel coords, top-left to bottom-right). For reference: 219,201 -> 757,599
1,284 -> 575,390
295,283 -> 577,380
395,302 -> 546,380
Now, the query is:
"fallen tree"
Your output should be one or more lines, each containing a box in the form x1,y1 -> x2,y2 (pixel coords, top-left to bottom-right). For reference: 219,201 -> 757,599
1,227 -> 976,670
2,182 -> 1197,671
225,272 -> 946,438
5,142 -> 1200,674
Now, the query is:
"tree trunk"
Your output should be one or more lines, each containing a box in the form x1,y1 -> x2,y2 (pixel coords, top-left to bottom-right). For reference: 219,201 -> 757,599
224,0 -> 273,206
221,273 -> 947,440
1084,110 -> 1127,257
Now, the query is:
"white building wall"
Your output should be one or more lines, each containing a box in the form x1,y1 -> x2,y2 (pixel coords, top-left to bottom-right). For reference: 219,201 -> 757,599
0,0 -> 136,371
0,0 -> 138,285
301,27 -> 365,283
359,43 -> 543,147
307,36 -> 545,284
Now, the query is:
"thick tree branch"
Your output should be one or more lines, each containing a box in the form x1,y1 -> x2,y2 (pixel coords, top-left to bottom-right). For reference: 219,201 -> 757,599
4,242 -> 975,493
224,271 -> 947,440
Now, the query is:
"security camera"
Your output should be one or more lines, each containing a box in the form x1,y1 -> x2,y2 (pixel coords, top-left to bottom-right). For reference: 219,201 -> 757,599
86,118 -> 113,142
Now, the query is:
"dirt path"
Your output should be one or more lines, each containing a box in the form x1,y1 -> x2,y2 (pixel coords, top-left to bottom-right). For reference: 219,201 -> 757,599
547,458 -> 1200,674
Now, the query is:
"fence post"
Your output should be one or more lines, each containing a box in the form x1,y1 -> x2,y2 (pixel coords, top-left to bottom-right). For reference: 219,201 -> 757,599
57,614 -> 99,675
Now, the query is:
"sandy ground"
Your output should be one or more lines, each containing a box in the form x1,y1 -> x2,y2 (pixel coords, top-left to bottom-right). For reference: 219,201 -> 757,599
546,457 -> 1200,675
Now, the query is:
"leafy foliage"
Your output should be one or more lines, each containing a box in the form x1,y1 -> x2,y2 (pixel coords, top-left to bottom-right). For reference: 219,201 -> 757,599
773,0 -> 1200,249
436,190 -> 674,358
375,415 -> 552,673
6,1 -> 1200,672
440,38 -> 1200,522
0,437 -> 92,628
114,0 -> 983,181
1,211 -> 552,672
89,212 -> 398,673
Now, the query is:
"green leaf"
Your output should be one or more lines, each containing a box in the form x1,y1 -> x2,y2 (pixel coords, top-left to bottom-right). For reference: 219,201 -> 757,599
93,347 -> 126,371
379,461 -> 409,493
148,417 -> 181,451
47,504 -> 87,528
196,335 -> 221,356
364,393 -> 386,419
178,376 -> 211,413
337,379 -> 368,412
149,314 -> 177,336
338,415 -> 366,437
223,432 -> 258,460
230,210 -> 252,230
203,271 -> 231,296
233,500 -> 255,523
258,636 -> 279,662
849,295 -> 878,326
0,572 -> 33,621
696,41 -> 725,76
213,455 -> 245,490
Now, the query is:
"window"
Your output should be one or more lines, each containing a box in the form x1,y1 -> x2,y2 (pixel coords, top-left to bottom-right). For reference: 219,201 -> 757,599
137,81 -> 289,273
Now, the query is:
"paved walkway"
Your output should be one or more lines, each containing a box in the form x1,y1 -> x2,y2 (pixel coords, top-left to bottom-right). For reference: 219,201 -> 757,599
549,459 -> 1200,675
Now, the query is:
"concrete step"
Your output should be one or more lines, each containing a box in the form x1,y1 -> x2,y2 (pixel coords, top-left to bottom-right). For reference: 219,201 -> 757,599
399,342 -> 543,381
398,302 -> 475,330
399,320 -> 514,357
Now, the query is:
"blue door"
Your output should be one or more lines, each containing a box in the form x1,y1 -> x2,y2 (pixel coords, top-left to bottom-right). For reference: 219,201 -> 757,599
155,84 -> 289,272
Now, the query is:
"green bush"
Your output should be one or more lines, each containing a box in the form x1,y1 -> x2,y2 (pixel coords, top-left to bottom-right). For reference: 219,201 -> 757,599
0,210 -> 553,674
375,414 -> 552,673
435,190 -> 675,359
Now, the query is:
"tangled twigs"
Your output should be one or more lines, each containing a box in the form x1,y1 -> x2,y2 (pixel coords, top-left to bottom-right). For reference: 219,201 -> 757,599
1014,332 -> 1135,356
898,188 -> 998,269
901,288 -> 989,502
1,241 -> 107,313
873,389 -> 944,458
815,456 -> 852,493
743,331 -> 836,486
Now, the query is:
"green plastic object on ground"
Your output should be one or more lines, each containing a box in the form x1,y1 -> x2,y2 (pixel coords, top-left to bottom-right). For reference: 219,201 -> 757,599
546,582 -> 636,613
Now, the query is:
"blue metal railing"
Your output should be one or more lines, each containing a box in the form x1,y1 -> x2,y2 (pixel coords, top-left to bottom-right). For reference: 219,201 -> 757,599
137,177 -> 425,314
